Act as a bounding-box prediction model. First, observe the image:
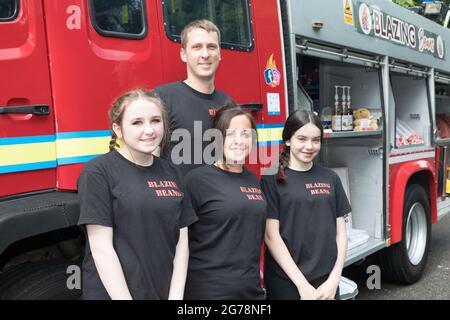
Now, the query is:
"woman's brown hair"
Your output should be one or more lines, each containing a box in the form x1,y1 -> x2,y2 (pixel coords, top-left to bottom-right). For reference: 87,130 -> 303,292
212,103 -> 257,167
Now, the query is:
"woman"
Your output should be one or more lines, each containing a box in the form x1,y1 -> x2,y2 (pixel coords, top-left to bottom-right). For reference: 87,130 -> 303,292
77,89 -> 197,300
261,110 -> 350,300
183,105 -> 266,300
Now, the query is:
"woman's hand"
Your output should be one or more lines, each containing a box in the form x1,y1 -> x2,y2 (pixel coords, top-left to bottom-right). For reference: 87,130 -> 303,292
316,277 -> 339,300
297,283 -> 321,300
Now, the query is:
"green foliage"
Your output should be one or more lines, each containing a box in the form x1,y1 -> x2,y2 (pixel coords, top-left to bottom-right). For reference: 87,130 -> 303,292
393,0 -> 450,25
393,0 -> 450,7
393,0 -> 421,7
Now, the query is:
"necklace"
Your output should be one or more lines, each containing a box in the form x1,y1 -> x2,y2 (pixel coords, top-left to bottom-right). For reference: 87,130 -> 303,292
214,160 -> 243,173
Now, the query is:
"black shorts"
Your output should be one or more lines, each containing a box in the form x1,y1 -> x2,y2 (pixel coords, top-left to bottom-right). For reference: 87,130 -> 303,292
264,267 -> 340,300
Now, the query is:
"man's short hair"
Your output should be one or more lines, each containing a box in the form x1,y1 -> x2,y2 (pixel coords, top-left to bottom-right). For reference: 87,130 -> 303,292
180,19 -> 221,48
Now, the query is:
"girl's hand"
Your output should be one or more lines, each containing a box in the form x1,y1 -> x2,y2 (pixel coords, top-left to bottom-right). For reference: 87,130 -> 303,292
316,278 -> 339,300
297,283 -> 320,300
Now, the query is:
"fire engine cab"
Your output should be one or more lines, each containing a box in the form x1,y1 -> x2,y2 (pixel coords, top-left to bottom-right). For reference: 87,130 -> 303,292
1,0 -> 450,299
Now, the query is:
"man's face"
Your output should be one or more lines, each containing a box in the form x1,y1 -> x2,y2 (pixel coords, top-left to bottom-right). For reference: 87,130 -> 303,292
181,28 -> 221,82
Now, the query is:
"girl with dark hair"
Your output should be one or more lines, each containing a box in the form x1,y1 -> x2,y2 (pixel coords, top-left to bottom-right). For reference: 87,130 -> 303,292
77,89 -> 197,299
261,110 -> 350,300
183,105 -> 266,300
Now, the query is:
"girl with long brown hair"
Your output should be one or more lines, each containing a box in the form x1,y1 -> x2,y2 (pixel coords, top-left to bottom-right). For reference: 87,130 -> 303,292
262,110 -> 350,300
77,89 -> 197,299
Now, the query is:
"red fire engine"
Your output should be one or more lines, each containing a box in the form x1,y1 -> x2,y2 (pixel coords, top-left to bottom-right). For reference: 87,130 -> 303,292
1,0 -> 449,299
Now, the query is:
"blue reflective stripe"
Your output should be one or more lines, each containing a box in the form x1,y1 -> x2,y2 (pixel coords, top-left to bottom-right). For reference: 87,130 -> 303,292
56,130 -> 112,140
257,140 -> 283,147
0,161 -> 57,174
0,130 -> 112,145
0,135 -> 55,146
256,123 -> 284,129
57,154 -> 102,165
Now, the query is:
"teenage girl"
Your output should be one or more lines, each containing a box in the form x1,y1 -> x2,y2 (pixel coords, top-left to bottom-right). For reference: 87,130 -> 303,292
261,110 -> 350,300
78,89 -> 197,299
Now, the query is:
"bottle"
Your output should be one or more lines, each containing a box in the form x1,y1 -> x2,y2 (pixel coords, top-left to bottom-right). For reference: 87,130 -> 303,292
332,86 -> 342,131
346,86 -> 354,131
342,86 -> 354,131
321,106 -> 332,129
341,86 -> 348,130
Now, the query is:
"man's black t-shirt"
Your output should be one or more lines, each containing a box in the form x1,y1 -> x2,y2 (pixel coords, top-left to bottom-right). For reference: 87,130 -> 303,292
183,165 -> 266,300
260,164 -> 351,283
154,81 -> 233,175
77,151 -> 197,300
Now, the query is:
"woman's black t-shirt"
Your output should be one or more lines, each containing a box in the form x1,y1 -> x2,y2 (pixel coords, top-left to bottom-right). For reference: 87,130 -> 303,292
77,151 -> 197,300
260,164 -> 351,282
183,165 -> 266,300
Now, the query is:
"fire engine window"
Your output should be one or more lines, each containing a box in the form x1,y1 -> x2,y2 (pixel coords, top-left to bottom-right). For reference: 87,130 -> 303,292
89,0 -> 147,39
162,0 -> 254,51
0,0 -> 18,21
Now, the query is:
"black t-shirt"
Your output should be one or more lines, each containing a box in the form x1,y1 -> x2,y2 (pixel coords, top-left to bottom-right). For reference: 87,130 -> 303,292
183,165 -> 266,300
154,81 -> 233,175
77,151 -> 197,300
260,164 -> 351,282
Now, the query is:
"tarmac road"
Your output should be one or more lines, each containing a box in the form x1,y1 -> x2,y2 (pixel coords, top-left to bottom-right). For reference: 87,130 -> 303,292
342,213 -> 450,300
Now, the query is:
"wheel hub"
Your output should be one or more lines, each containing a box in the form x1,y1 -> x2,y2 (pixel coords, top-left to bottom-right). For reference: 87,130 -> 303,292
405,202 -> 427,266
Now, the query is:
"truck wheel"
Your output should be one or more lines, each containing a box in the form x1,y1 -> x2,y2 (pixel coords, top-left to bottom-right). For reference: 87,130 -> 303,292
0,261 -> 81,300
380,184 -> 431,284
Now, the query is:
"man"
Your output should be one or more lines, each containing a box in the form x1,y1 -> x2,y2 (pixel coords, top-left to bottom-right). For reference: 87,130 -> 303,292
154,19 -> 234,175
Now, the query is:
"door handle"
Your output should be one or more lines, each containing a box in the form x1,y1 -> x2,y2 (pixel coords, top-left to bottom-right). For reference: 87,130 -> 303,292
0,104 -> 50,115
238,103 -> 263,112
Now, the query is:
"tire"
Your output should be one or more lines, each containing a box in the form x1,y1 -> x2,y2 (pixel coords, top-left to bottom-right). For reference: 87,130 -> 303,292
380,184 -> 431,284
0,261 -> 81,300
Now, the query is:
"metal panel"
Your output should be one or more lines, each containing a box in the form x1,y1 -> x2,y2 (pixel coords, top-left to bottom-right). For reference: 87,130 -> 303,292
289,0 -> 450,72
297,41 -> 382,67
